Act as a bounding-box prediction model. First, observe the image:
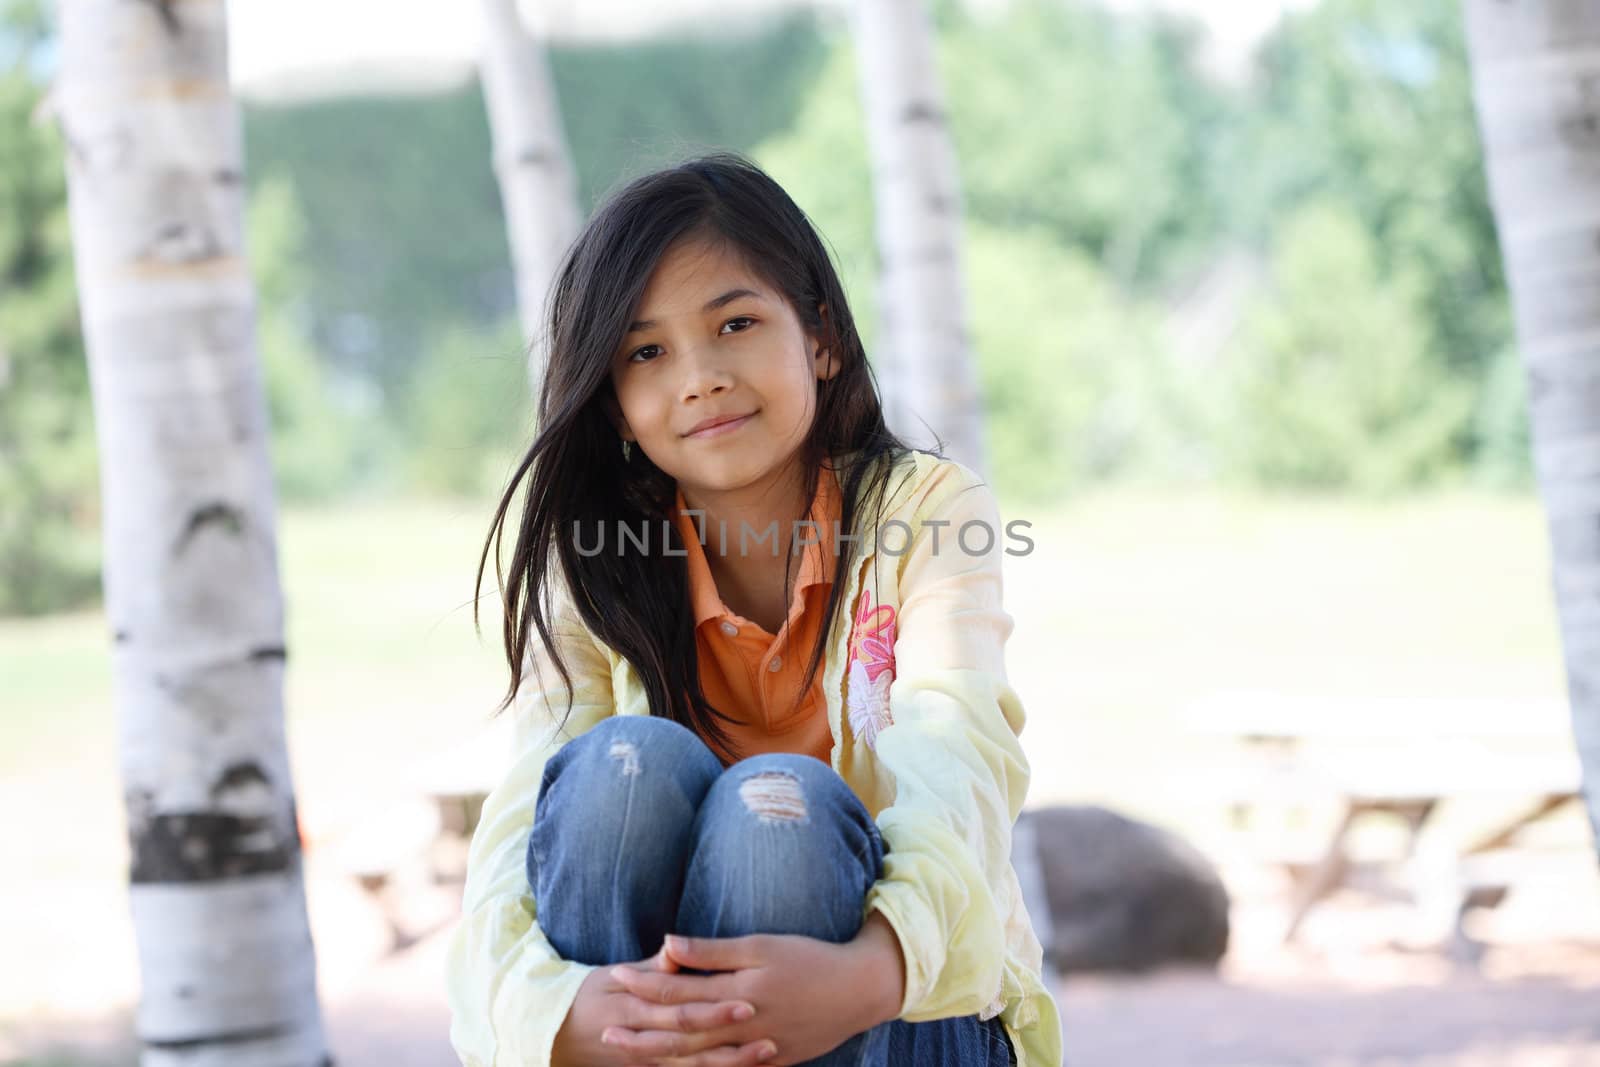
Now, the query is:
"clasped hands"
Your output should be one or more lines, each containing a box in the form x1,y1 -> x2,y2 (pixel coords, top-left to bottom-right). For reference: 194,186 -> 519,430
553,912 -> 906,1067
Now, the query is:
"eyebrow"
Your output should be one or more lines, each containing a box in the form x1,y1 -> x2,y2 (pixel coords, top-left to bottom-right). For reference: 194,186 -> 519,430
625,288 -> 764,334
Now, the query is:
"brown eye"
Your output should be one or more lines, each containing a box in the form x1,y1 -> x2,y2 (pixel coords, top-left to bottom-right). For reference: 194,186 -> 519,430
629,318 -> 752,363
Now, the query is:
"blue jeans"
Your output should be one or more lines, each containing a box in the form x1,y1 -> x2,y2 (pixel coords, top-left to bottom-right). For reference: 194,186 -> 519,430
528,715 -> 1018,1067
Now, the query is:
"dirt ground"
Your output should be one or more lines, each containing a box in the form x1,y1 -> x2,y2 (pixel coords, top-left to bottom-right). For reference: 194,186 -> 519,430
4,822 -> 1598,1067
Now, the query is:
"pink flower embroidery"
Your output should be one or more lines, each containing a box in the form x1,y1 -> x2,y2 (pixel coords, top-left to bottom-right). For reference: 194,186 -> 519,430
846,589 -> 897,748
847,658 -> 893,750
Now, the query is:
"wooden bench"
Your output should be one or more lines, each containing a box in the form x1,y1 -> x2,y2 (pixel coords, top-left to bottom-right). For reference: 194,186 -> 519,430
1183,691 -> 1584,953
310,793 -> 443,952
1277,755 -> 1580,947
415,716 -> 516,853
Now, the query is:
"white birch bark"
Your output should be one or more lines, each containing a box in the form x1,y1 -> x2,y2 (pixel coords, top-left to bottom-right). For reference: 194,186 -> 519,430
1464,0 -> 1600,851
478,0 -> 582,394
852,0 -> 989,477
54,1 -> 329,1061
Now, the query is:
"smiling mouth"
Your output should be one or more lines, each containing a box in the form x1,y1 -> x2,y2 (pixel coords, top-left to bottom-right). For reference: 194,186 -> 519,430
685,412 -> 756,439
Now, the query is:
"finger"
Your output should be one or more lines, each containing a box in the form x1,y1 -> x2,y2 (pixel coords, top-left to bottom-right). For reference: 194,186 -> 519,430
611,964 -> 739,1005
664,934 -> 767,971
617,1036 -> 780,1067
618,994 -> 755,1034
602,1024 -> 714,1061
651,1036 -> 781,1067
653,943 -> 682,974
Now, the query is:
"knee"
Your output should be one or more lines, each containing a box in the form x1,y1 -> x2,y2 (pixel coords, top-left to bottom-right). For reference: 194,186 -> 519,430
679,754 -> 882,941
694,755 -> 883,884
547,714 -> 723,796
530,716 -> 725,886
701,752 -> 858,827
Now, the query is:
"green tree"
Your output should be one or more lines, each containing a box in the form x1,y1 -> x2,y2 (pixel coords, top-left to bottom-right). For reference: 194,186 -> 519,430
0,0 -> 101,615
1471,342 -> 1533,491
939,0 -> 1231,293
965,221 -> 1175,504
248,173 -> 388,502
1214,201 -> 1474,493
400,318 -> 531,498
1242,0 -> 1510,389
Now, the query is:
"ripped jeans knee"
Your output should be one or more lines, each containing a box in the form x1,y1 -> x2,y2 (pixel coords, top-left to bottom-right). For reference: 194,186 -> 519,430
675,751 -> 885,946
527,719 -> 885,966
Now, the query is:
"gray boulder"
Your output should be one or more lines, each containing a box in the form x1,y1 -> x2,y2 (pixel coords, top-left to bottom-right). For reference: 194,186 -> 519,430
1020,804 -> 1230,974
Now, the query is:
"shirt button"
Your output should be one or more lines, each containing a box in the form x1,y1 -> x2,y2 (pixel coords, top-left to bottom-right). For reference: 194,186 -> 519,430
768,656 -> 782,672
719,620 -> 739,637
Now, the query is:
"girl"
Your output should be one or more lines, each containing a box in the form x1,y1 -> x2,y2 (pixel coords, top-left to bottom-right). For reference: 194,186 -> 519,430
444,152 -> 1061,1067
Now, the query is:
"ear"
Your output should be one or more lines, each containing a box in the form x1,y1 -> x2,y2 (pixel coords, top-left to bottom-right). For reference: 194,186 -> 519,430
812,302 -> 841,383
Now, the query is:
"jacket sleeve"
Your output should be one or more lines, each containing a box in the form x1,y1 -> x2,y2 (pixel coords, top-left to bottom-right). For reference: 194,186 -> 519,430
861,463 -> 1032,1022
444,603 -> 617,1066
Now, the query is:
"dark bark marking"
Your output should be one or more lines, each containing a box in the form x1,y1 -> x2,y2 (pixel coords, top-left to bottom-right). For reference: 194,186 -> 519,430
129,808 -> 297,883
135,0 -> 181,37
146,1022 -> 300,1052
210,759 -> 271,801
174,501 -> 245,556
130,763 -> 297,883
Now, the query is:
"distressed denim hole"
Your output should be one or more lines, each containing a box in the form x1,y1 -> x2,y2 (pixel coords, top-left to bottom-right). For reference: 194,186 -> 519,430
738,770 -> 807,823
608,740 -> 641,776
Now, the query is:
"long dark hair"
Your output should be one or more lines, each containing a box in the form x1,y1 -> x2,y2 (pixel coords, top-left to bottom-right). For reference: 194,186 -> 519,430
474,151 -> 929,761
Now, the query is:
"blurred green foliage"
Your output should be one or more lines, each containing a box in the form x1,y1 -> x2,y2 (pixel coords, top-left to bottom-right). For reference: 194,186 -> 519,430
1209,201 -> 1474,494
1242,0 -> 1510,385
399,318 -> 532,498
0,0 -> 1548,615
250,173 -> 393,503
964,222 -> 1185,503
1472,342 -> 1534,491
941,0 -> 1230,292
0,0 -> 100,615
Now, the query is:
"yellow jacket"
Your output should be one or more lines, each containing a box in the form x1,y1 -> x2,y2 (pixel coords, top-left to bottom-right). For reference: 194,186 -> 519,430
444,448 -> 1063,1067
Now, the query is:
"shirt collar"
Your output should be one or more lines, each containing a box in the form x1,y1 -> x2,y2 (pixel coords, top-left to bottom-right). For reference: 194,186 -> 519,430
672,464 -> 843,629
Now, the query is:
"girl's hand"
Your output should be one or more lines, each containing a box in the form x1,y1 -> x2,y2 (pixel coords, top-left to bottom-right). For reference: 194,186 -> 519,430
606,924 -> 903,1067
552,941 -> 775,1067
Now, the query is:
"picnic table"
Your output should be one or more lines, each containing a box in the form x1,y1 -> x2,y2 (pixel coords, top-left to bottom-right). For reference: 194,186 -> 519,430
1184,691 -> 1585,953
415,714 -> 515,844
293,719 -> 516,952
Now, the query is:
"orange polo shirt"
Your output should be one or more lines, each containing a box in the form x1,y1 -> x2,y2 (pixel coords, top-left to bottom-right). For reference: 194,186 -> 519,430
671,466 -> 842,768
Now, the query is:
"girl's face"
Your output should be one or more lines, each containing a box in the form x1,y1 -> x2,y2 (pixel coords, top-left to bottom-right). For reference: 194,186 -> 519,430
606,233 -> 839,497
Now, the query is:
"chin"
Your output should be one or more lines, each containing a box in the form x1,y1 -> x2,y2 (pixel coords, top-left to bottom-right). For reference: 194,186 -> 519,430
676,450 -> 779,490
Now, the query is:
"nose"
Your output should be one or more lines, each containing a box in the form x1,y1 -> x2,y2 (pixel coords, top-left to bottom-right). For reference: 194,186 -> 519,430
678,340 -> 735,402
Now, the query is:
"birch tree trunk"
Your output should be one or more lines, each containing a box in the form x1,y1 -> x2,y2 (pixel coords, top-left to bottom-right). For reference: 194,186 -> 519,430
478,0 -> 582,394
54,2 -> 330,1061
1463,0 -> 1600,852
851,0 -> 989,477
